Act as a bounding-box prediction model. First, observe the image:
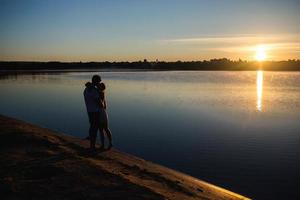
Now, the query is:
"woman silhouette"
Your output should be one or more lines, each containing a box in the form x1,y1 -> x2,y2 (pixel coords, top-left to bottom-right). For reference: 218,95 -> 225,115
96,82 -> 113,149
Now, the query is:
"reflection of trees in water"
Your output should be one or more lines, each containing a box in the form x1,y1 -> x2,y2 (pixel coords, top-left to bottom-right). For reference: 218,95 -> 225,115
0,72 -> 67,83
1,59 -> 300,71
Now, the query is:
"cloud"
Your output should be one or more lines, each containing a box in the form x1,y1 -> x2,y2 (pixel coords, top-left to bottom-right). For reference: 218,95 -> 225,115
160,34 -> 300,53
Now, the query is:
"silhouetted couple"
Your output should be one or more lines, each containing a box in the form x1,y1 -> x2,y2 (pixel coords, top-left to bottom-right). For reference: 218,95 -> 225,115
83,75 -> 113,151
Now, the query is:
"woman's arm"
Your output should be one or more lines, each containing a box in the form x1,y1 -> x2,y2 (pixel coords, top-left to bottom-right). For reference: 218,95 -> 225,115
103,97 -> 107,109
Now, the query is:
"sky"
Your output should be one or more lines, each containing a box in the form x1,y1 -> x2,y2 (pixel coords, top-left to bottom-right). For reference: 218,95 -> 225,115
1,0 -> 300,61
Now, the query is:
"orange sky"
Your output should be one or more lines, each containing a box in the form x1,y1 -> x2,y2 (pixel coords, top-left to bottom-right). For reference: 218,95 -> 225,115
1,1 -> 300,61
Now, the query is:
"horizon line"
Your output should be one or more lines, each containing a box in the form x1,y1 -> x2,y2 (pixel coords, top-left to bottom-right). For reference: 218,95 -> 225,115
1,58 -> 300,63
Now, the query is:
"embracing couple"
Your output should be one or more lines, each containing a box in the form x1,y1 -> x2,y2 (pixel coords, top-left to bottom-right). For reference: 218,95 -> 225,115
83,75 -> 113,151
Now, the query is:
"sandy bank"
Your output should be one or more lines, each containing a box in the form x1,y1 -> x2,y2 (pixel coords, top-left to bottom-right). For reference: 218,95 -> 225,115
0,115 -> 250,200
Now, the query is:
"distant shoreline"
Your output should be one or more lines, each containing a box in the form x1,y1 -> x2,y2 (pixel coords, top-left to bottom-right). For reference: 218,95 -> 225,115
1,59 -> 300,73
1,68 -> 300,77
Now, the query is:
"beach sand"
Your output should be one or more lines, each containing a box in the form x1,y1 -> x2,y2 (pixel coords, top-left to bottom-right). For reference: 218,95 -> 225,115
0,115 -> 250,200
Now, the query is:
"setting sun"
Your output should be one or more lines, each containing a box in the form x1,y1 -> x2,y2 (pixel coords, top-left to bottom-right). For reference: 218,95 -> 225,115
255,46 -> 267,61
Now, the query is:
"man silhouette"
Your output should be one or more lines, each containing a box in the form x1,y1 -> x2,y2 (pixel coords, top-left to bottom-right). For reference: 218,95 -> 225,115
83,75 -> 101,150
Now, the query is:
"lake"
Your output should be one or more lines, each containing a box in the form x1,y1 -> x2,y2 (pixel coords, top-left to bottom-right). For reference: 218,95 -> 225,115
0,71 -> 299,200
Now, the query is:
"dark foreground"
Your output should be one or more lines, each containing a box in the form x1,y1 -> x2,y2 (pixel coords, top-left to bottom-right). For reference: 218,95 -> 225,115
0,115 -> 249,200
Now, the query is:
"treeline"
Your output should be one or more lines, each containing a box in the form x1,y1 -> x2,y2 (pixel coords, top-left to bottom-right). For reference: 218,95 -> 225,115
1,58 -> 300,71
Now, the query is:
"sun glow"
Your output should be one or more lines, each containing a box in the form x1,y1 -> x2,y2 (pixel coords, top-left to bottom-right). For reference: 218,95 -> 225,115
255,46 -> 267,61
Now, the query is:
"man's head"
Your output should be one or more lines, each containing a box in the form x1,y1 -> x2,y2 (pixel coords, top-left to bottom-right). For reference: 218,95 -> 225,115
92,75 -> 101,85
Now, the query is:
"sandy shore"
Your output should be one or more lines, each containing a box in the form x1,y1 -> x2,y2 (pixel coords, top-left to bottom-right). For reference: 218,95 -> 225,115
0,115 -> 250,200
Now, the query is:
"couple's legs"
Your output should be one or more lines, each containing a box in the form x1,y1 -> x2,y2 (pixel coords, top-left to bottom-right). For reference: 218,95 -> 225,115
99,124 -> 113,148
88,112 -> 100,149
98,109 -> 113,148
88,111 -> 112,150
99,127 -> 104,147
105,128 -> 113,146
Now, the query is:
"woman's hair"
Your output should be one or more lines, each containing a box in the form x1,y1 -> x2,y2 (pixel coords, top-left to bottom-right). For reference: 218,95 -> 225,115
99,83 -> 106,91
85,82 -> 92,87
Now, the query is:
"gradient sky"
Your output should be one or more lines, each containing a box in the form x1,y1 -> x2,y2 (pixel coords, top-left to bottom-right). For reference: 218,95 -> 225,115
1,0 -> 300,61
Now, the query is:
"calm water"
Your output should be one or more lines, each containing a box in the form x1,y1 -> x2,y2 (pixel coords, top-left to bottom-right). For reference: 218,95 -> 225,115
0,71 -> 300,199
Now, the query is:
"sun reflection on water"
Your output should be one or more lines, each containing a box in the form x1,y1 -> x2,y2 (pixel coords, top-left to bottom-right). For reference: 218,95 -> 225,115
256,70 -> 264,111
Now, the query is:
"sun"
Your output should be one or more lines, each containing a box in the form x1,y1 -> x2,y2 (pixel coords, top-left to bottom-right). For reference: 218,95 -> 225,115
255,46 -> 267,61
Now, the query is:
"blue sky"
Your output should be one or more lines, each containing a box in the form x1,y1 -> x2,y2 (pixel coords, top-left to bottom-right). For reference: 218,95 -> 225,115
1,0 -> 300,61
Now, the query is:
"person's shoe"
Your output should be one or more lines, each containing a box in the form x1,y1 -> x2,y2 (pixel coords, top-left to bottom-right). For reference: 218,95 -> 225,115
87,147 -> 97,154
99,144 -> 105,150
107,143 -> 113,150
